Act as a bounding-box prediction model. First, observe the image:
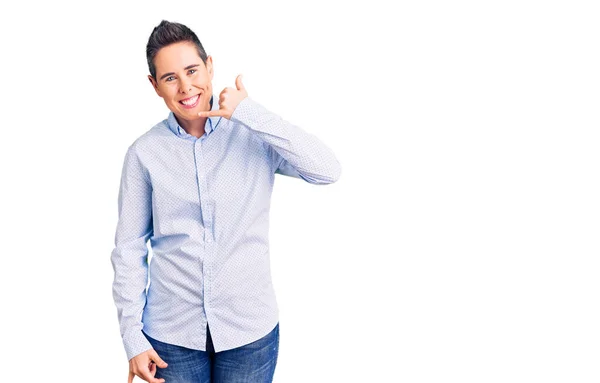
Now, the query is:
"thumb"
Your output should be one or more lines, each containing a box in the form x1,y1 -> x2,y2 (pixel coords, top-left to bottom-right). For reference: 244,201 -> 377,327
149,349 -> 168,368
235,74 -> 245,90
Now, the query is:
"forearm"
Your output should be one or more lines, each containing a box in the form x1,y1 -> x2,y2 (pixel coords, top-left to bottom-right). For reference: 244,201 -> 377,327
230,97 -> 342,184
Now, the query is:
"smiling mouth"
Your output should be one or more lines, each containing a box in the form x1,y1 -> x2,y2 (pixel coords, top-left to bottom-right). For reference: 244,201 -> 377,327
179,94 -> 200,106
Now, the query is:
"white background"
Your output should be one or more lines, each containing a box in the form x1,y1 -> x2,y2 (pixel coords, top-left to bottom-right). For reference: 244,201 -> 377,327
0,0 -> 598,382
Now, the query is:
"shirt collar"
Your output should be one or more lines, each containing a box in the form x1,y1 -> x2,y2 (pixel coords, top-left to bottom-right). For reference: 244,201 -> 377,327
167,94 -> 221,138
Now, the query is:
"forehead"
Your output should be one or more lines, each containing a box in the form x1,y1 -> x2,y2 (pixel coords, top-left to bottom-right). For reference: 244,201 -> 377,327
154,42 -> 203,72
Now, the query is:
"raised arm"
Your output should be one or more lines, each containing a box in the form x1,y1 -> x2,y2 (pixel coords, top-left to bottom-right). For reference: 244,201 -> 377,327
230,96 -> 342,184
110,144 -> 154,362
197,75 -> 342,184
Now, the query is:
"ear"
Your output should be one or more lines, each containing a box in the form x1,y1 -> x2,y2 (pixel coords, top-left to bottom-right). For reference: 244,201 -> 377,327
148,75 -> 161,97
207,56 -> 214,80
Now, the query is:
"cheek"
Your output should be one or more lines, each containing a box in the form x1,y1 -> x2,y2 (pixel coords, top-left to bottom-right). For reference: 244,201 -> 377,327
162,90 -> 178,101
197,74 -> 211,86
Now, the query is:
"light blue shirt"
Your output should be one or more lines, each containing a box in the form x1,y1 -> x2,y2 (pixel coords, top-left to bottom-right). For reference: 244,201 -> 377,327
111,94 -> 342,361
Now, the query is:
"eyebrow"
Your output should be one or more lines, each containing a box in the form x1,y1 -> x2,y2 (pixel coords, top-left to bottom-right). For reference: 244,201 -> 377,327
159,64 -> 200,81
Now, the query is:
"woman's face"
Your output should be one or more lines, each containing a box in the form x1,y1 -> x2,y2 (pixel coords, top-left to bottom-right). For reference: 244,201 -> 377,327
148,41 -> 214,120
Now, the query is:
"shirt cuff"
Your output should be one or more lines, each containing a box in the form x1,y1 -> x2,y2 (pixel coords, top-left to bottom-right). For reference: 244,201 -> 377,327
123,329 -> 153,362
230,96 -> 261,128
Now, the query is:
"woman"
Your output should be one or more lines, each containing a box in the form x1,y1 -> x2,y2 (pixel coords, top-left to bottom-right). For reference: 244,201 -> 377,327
110,19 -> 341,383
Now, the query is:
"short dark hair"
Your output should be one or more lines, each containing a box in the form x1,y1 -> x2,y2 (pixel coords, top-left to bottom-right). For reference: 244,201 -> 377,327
146,20 -> 208,80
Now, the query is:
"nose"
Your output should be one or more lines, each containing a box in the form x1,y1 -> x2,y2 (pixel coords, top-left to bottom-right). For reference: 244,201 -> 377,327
179,79 -> 192,94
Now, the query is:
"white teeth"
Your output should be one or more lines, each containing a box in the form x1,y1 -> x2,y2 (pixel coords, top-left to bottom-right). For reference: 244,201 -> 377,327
181,95 -> 199,105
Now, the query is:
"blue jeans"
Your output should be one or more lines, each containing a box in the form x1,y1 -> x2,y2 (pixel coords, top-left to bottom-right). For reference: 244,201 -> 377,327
142,322 -> 279,383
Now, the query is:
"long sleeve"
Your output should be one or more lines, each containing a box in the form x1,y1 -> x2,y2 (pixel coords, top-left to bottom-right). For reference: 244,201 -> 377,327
229,96 -> 342,184
110,144 -> 154,361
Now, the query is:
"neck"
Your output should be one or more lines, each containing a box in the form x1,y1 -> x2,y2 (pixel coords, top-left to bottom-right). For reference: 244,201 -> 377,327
175,99 -> 211,138
176,114 -> 208,138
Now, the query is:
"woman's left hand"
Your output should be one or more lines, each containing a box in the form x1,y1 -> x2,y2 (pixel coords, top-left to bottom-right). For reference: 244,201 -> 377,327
198,74 -> 248,120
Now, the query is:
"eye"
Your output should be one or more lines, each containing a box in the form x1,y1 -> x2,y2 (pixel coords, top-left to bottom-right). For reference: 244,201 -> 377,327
166,76 -> 175,82
189,69 -> 197,75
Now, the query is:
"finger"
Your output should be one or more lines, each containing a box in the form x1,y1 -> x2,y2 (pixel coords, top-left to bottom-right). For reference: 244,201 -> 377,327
219,87 -> 235,99
235,74 -> 244,91
198,109 -> 228,118
149,350 -> 169,368
128,370 -> 134,383
141,368 -> 165,383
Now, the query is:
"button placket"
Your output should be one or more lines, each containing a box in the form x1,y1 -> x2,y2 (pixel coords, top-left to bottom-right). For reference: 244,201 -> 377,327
195,138 -> 213,245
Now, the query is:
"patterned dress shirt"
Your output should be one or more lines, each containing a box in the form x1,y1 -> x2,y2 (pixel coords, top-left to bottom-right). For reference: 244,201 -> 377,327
111,93 -> 341,361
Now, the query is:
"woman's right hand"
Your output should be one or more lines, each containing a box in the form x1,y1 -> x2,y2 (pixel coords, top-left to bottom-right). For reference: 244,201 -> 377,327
128,348 -> 169,383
